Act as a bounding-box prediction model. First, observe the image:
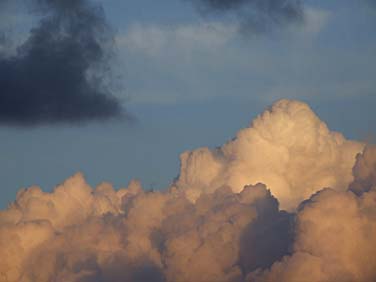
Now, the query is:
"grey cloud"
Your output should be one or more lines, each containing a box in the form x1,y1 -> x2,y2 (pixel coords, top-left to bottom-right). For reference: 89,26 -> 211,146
187,0 -> 305,33
349,145 -> 376,195
0,0 -> 126,126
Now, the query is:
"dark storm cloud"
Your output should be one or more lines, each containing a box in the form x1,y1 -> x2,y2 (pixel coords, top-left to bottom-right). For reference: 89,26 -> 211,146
188,0 -> 304,33
0,0 -> 125,126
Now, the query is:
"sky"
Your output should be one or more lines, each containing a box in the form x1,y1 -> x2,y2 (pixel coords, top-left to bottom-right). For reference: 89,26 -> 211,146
0,0 -> 376,208
2,1 -> 376,281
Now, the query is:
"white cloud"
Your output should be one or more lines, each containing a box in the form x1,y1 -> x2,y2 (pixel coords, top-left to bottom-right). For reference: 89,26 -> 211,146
116,21 -> 238,57
173,99 -> 364,210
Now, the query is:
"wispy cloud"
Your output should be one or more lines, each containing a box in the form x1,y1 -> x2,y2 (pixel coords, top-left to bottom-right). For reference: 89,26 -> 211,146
117,21 -> 238,57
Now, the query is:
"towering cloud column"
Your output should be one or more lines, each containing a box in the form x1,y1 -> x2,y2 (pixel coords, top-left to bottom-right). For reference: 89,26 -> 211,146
173,99 -> 363,210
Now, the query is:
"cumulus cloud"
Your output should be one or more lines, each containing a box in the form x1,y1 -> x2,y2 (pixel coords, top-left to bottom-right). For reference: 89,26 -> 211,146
0,0 -> 126,126
0,175 -> 290,282
251,156 -> 376,281
173,99 -> 363,210
0,99 -> 375,282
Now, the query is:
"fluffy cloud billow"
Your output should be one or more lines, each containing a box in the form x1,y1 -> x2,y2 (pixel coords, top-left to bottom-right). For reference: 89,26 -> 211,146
251,147 -> 376,282
1,99 -> 375,282
173,99 -> 363,210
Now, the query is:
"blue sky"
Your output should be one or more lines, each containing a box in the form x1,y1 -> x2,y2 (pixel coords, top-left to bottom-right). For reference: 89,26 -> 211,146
0,0 -> 375,208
